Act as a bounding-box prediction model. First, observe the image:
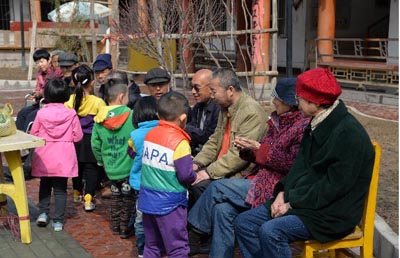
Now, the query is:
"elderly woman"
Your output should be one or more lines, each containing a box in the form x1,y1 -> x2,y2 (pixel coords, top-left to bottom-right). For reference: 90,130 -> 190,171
234,69 -> 374,258
188,78 -> 310,258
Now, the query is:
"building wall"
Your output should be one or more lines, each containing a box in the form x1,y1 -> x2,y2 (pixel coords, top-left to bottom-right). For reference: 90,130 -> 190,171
388,0 -> 398,64
275,0 -> 394,70
274,1 -> 307,70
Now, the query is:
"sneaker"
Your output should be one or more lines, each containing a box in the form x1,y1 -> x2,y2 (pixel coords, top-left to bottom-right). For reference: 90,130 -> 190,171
36,213 -> 49,227
52,221 -> 63,232
73,189 -> 82,203
138,255 -> 144,258
84,194 -> 95,212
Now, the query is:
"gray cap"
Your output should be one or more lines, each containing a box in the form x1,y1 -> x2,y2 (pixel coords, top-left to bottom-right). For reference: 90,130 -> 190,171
51,50 -> 65,57
144,68 -> 171,85
58,52 -> 79,67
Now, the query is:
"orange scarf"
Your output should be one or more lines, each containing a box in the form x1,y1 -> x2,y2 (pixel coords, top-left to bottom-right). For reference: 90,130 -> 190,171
217,113 -> 231,159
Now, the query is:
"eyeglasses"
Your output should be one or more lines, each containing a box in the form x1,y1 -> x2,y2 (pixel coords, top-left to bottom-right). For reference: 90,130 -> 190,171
191,83 -> 209,92
295,94 -> 299,103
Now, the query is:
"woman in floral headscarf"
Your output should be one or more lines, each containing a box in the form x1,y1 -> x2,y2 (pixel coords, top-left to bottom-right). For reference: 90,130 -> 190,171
187,77 -> 310,258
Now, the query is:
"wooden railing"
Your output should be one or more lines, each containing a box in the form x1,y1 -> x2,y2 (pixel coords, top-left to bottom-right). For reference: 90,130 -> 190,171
316,38 -> 398,63
315,38 -> 399,91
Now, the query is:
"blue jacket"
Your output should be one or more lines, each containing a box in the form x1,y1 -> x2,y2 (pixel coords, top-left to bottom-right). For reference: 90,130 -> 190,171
128,120 -> 159,190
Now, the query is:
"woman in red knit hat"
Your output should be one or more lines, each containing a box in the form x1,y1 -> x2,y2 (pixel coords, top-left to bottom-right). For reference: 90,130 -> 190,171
235,68 -> 375,258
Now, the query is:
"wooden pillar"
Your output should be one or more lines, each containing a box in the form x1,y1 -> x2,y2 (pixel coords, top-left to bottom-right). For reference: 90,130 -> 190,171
236,0 -> 251,72
182,0 -> 194,73
138,0 -> 149,32
252,0 -> 270,85
317,0 -> 335,62
34,0 -> 41,22
28,0 -> 38,81
109,0 -> 119,68
90,0 -> 96,62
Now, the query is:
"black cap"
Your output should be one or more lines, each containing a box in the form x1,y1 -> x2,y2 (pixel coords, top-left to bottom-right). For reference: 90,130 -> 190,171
144,68 -> 171,85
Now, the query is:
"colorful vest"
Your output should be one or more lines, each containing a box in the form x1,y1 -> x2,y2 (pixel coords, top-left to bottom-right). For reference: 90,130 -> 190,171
138,121 -> 191,215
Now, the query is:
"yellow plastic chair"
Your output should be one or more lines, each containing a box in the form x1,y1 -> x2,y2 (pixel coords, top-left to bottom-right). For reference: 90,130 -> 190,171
297,141 -> 381,258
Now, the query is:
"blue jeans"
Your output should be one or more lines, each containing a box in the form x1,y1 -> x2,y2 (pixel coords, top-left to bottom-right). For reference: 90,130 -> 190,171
188,179 -> 251,258
135,202 -> 144,255
234,205 -> 311,258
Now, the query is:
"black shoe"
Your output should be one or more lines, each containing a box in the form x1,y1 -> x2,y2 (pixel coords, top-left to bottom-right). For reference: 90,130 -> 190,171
188,229 -> 208,256
119,227 -> 134,239
198,237 -> 211,254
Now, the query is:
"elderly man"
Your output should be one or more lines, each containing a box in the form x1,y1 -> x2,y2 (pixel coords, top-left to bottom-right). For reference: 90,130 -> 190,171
93,53 -> 113,100
143,67 -> 171,100
189,68 -> 267,206
234,68 -> 375,258
185,69 -> 220,156
58,52 -> 79,88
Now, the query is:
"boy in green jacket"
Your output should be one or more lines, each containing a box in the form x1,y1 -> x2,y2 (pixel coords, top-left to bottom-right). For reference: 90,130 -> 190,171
91,78 -> 135,239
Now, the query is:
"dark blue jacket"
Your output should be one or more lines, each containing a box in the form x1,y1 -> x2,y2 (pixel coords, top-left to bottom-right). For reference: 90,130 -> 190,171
186,100 -> 220,156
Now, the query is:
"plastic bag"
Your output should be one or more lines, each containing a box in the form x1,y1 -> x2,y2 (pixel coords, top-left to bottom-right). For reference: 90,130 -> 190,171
0,103 -> 16,137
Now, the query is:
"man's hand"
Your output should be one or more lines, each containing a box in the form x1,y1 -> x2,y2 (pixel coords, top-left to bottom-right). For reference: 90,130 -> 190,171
193,163 -> 200,171
192,170 -> 210,185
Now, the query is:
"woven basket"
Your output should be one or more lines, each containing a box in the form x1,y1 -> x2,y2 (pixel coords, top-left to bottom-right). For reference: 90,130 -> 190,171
0,103 -> 16,137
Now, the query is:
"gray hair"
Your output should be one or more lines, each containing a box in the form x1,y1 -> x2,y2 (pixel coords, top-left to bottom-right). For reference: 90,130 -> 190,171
211,68 -> 241,91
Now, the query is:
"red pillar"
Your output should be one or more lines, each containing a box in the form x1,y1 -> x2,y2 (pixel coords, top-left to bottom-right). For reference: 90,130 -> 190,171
252,0 -> 270,84
182,0 -> 194,73
317,0 -> 335,62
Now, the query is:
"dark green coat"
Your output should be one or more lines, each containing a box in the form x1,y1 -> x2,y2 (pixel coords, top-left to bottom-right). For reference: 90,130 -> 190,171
268,100 -> 374,243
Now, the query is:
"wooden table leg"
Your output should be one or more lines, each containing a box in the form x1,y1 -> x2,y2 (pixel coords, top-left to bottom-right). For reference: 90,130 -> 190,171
4,150 -> 31,244
0,154 -> 8,216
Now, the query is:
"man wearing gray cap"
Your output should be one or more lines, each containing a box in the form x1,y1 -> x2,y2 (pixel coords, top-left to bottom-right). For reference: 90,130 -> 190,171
143,67 -> 171,100
58,52 -> 79,88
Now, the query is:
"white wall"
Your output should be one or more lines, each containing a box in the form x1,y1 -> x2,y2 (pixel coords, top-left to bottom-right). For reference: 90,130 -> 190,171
9,0 -> 30,22
387,0 -> 399,64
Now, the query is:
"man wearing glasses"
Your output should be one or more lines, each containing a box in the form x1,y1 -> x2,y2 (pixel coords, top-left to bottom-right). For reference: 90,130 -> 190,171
185,69 -> 220,156
189,68 -> 267,207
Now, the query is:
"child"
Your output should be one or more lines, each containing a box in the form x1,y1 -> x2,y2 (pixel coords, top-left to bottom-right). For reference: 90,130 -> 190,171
16,48 -> 63,132
127,96 -> 159,254
91,79 -> 135,238
65,64 -> 106,211
138,91 -> 197,257
31,78 -> 83,232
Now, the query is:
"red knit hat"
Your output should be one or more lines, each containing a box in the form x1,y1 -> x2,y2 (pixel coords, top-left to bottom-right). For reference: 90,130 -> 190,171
296,68 -> 342,105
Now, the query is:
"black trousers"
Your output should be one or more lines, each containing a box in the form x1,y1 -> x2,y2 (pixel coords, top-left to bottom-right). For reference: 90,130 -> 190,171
188,179 -> 212,210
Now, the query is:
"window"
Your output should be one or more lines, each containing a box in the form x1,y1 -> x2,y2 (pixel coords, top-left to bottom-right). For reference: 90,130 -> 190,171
0,0 -> 10,30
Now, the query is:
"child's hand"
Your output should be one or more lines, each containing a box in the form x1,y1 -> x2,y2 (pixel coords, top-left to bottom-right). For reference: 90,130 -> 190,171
34,91 -> 42,99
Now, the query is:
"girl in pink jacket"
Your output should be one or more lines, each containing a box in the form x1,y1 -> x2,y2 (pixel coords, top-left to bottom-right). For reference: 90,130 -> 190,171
31,78 -> 83,232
